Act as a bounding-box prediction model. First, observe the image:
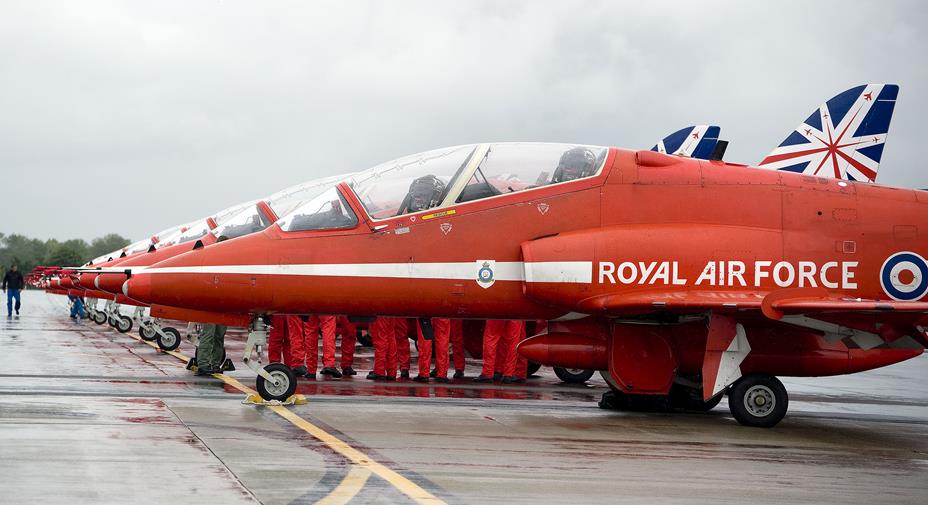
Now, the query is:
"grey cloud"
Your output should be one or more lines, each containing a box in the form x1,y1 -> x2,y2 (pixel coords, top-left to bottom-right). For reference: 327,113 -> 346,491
0,0 -> 925,240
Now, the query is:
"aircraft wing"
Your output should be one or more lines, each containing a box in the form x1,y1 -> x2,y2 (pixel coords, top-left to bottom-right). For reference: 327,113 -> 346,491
579,286 -> 928,350
762,288 -> 928,319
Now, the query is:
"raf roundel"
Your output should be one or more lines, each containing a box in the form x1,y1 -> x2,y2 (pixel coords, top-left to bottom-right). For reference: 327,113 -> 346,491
880,251 -> 928,301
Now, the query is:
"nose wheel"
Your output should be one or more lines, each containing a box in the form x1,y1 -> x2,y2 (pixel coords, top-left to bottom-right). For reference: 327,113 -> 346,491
115,315 -> 133,333
242,316 -> 299,401
256,363 -> 297,401
156,327 -> 181,351
728,374 -> 788,428
91,311 -> 107,325
139,323 -> 157,341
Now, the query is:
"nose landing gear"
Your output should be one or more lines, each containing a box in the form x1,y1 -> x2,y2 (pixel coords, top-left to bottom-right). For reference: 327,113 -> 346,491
243,317 -> 297,401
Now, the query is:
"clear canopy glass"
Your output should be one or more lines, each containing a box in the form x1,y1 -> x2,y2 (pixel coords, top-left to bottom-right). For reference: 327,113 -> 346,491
173,221 -> 211,244
273,143 -> 610,233
123,239 -> 153,256
267,173 -> 353,220
276,187 -> 358,232
345,143 -> 606,220
212,203 -> 273,240
213,201 -> 256,226
456,143 -> 608,203
349,145 -> 477,219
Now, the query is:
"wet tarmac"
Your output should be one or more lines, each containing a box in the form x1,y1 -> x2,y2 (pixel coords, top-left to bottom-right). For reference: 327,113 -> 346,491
2,291 -> 928,504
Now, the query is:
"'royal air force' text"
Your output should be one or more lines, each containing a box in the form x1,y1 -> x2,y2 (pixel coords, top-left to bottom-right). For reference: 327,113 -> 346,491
597,260 -> 858,289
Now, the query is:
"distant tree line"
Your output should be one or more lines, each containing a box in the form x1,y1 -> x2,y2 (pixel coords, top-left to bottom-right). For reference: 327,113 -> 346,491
0,233 -> 131,280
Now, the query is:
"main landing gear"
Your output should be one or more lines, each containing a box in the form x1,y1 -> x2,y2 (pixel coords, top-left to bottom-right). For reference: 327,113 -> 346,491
598,372 -> 788,427
244,317 -> 296,401
727,374 -> 789,428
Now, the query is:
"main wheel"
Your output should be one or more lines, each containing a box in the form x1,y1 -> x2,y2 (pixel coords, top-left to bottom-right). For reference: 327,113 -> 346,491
728,374 -> 788,428
91,311 -> 106,325
553,367 -> 595,384
115,315 -> 133,333
156,327 -> 181,351
139,324 -> 157,341
256,363 -> 297,401
526,361 -> 542,377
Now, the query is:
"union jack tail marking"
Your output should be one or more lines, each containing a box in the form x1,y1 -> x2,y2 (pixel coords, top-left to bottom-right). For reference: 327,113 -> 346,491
758,84 -> 898,183
652,125 -> 721,159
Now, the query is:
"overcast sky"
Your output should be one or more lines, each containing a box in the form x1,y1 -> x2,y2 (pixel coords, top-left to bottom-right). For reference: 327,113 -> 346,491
1,0 -> 925,241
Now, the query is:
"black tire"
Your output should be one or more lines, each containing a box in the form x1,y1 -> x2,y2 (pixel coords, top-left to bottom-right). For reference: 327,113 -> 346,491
156,327 -> 181,351
728,374 -> 788,428
669,384 -> 723,412
115,315 -> 133,333
256,363 -> 297,401
598,390 -> 628,410
357,333 -> 373,347
92,311 -> 106,325
700,393 -> 723,412
139,324 -> 157,341
526,361 -> 542,377
553,367 -> 595,384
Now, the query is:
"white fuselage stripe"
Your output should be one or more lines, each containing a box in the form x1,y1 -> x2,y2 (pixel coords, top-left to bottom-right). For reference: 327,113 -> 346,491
138,261 -> 594,284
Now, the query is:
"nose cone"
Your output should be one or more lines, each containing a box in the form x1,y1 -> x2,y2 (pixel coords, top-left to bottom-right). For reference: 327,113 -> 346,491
124,273 -> 152,304
96,273 -> 128,295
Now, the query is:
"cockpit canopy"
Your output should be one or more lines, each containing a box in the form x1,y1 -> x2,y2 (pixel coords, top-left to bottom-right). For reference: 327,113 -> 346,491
212,204 -> 273,240
275,143 -> 608,233
123,238 -> 153,256
267,173 -> 354,221
172,221 -> 211,245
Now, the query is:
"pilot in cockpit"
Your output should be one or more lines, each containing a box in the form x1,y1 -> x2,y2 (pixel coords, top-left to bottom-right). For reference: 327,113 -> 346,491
551,146 -> 597,183
398,175 -> 446,215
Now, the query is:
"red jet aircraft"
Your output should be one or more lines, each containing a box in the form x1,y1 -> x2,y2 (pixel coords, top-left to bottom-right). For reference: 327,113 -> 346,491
86,174 -> 350,352
118,141 -> 926,427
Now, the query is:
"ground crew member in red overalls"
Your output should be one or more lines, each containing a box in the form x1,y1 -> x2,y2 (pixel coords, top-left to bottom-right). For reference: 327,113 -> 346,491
367,316 -> 398,381
474,319 -> 518,382
300,315 -> 342,378
394,317 -> 411,378
267,314 -> 291,366
447,319 -> 466,379
414,318 -> 451,383
283,315 -> 311,378
337,315 -> 357,376
501,320 -> 528,383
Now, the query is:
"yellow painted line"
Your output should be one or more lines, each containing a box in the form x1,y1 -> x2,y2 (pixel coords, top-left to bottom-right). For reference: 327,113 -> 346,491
270,405 -> 446,504
314,466 -> 373,505
124,331 -> 447,505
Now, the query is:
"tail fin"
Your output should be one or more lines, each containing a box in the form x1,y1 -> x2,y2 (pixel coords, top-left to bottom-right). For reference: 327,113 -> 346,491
758,84 -> 898,182
652,125 -> 721,159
